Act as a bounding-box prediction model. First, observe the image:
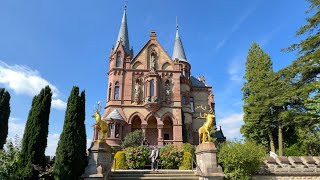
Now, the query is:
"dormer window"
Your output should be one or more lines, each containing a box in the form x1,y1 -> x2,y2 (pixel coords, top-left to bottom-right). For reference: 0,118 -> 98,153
116,53 -> 121,67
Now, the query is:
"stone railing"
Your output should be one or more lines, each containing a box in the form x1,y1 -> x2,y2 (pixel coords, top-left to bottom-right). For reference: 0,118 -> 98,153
253,156 -> 320,179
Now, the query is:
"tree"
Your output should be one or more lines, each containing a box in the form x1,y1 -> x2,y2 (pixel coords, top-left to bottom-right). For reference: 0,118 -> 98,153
121,130 -> 145,148
19,86 -> 52,178
53,86 -> 87,180
218,140 -> 266,180
241,42 -> 276,152
0,88 -> 11,149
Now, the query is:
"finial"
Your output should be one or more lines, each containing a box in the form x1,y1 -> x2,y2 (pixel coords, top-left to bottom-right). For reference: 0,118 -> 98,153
176,16 -> 179,31
124,0 -> 127,10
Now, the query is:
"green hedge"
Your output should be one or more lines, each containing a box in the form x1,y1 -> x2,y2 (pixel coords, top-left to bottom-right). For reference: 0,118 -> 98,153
113,151 -> 128,170
179,152 -> 192,170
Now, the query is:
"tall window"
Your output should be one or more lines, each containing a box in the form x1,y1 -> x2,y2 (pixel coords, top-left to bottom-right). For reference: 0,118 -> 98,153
108,84 -> 111,102
190,97 -> 195,112
114,82 -> 120,100
150,80 -> 155,97
182,96 -> 186,105
116,53 -> 121,67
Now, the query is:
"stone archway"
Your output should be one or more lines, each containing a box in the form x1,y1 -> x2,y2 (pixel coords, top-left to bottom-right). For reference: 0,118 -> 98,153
146,116 -> 158,145
163,117 -> 173,143
131,116 -> 141,132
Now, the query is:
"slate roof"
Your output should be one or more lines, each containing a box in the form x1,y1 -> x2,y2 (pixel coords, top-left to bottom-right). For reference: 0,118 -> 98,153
115,8 -> 130,54
172,27 -> 187,62
190,76 -> 206,87
106,108 -> 124,121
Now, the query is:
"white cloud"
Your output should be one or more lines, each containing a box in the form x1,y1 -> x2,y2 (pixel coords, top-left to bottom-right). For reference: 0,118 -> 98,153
52,99 -> 67,110
8,117 -> 25,140
228,55 -> 246,83
0,61 -> 66,110
217,113 -> 244,140
46,133 -> 60,156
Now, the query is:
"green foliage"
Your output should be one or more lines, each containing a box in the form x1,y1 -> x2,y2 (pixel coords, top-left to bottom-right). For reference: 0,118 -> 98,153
113,151 -> 128,170
210,125 -> 217,143
53,86 -> 87,180
159,144 -> 183,169
121,130 -> 145,148
218,140 -> 266,180
179,152 -> 192,170
0,88 -> 11,149
181,143 -> 195,156
0,141 -> 21,179
18,86 -> 52,178
297,126 -> 320,155
124,146 -> 150,169
283,143 -> 304,156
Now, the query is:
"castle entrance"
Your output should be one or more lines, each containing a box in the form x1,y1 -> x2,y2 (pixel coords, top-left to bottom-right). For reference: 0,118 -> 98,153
146,116 -> 158,145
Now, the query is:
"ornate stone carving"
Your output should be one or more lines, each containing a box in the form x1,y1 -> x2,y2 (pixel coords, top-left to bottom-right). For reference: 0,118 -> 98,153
134,78 -> 141,103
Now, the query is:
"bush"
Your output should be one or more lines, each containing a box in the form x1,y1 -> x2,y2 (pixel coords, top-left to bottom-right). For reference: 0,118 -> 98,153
121,130 -> 145,148
283,143 -> 304,156
113,151 -> 128,170
181,143 -> 195,156
218,140 -> 266,180
124,146 -> 150,169
159,144 -> 183,169
179,152 -> 192,170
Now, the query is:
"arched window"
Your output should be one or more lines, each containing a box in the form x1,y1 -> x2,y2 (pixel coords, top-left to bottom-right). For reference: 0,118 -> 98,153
108,83 -> 112,101
114,82 -> 120,100
116,53 -> 121,67
150,80 -> 154,97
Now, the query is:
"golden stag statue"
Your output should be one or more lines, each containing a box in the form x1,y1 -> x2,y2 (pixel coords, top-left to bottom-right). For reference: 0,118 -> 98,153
92,102 -> 109,141
196,105 -> 215,144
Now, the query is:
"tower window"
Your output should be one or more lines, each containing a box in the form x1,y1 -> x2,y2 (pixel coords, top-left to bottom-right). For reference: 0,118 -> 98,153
108,83 -> 112,101
114,82 -> 120,100
116,54 -> 121,67
182,96 -> 187,105
150,80 -> 155,97
190,97 -> 194,112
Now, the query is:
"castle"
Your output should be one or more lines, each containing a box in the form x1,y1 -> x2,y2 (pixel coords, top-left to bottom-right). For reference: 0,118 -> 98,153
102,6 -> 225,147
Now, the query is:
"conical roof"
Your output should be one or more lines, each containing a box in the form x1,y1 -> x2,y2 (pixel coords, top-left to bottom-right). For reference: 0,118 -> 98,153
172,24 -> 187,62
115,7 -> 130,54
106,108 -> 124,121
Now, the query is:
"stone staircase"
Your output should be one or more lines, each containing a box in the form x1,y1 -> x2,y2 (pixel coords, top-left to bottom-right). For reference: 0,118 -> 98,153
109,170 -> 198,180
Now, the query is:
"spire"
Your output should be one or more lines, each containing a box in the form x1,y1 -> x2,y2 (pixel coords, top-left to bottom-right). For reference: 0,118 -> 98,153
172,17 -> 187,62
115,2 -> 130,54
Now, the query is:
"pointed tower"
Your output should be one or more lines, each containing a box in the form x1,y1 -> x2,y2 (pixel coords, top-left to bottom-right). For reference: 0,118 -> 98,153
173,19 -> 193,144
114,5 -> 131,55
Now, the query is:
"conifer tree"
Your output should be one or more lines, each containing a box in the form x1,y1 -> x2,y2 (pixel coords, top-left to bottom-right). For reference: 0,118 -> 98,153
241,42 -> 276,152
19,86 -> 52,178
53,86 -> 87,180
0,88 -> 11,149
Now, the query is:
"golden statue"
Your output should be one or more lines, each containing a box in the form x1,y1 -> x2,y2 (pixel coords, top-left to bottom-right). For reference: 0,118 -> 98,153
92,102 -> 109,141
196,105 -> 215,144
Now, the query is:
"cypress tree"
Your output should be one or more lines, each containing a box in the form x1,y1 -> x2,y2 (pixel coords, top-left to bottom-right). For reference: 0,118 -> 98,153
241,42 -> 276,151
0,88 -> 11,149
54,86 -> 87,180
19,86 -> 52,178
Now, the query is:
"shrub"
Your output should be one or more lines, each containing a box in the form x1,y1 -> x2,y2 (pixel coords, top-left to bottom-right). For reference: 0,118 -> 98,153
121,130 -> 145,148
124,146 -> 150,169
179,152 -> 192,170
218,140 -> 266,180
181,143 -> 195,156
159,144 -> 183,169
283,143 -> 304,156
113,151 -> 128,170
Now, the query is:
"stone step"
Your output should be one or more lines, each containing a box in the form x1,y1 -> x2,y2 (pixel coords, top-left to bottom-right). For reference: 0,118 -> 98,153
109,170 -> 198,180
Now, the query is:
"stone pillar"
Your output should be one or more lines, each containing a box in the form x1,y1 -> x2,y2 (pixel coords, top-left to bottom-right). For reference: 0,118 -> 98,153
141,124 -> 147,137
119,125 -> 123,140
81,141 -> 113,180
195,142 -> 224,180
173,124 -> 183,146
157,125 -> 163,146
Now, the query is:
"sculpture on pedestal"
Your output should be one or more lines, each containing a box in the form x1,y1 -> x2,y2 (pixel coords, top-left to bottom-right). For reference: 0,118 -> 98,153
92,102 -> 109,141
134,79 -> 141,103
196,105 -> 215,144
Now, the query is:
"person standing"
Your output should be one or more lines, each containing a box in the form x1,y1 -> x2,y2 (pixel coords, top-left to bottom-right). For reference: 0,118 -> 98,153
149,146 -> 159,171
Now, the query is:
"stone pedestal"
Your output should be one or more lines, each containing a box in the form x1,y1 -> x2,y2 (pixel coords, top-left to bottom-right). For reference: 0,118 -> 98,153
81,141 -> 113,180
195,142 -> 224,180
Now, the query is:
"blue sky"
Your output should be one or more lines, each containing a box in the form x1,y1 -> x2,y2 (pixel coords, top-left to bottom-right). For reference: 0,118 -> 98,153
0,0 -> 310,155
